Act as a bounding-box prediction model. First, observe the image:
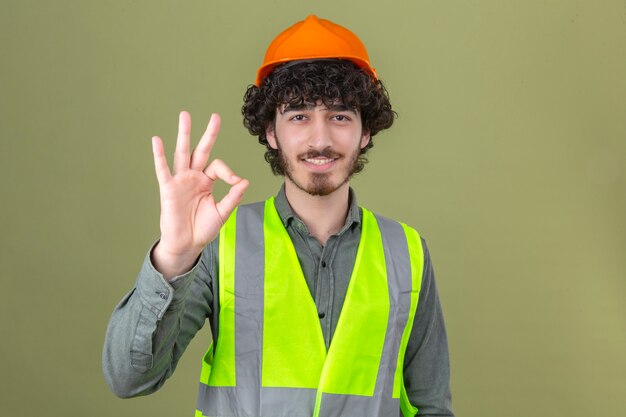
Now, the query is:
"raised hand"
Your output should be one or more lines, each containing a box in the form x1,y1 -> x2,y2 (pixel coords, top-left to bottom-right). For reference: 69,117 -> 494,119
150,111 -> 249,279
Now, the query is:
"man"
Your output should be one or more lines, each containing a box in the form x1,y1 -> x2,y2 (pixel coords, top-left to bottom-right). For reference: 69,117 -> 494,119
103,15 -> 454,417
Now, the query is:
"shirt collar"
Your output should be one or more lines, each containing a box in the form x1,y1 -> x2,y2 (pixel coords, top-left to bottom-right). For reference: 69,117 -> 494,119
273,183 -> 362,234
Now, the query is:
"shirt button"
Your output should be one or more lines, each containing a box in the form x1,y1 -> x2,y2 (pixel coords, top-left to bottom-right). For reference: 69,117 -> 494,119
318,311 -> 326,319
158,292 -> 168,300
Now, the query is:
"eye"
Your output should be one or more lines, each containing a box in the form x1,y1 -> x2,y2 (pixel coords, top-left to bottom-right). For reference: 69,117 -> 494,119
289,114 -> 307,121
332,114 -> 351,122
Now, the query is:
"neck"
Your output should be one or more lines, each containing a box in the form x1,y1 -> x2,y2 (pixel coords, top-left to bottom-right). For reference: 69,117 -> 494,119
284,180 -> 351,246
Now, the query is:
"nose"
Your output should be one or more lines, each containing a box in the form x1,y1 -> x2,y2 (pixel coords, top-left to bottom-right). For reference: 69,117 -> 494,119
308,117 -> 332,150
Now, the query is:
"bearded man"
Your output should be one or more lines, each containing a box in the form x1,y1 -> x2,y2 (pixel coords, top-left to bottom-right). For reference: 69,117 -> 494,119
103,15 -> 454,417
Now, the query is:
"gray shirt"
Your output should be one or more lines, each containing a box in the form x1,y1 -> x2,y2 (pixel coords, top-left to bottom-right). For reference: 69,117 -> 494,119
103,186 -> 454,416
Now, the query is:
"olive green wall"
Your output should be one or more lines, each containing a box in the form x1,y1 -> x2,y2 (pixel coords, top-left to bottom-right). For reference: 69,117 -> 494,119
2,1 -> 625,416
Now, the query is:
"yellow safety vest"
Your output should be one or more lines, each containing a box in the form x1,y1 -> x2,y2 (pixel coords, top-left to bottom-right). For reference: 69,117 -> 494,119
196,198 -> 424,417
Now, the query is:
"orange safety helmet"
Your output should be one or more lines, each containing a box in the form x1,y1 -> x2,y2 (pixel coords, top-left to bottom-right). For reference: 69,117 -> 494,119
255,15 -> 377,86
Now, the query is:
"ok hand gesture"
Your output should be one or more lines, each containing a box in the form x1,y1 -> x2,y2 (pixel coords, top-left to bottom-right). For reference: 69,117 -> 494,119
150,111 -> 249,279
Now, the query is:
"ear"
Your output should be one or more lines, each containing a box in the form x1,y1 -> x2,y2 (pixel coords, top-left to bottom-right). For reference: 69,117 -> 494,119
266,125 -> 278,149
360,129 -> 371,149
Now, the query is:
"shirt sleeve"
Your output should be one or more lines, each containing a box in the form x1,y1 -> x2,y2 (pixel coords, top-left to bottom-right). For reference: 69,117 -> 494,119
403,238 -> 455,416
102,240 -> 216,398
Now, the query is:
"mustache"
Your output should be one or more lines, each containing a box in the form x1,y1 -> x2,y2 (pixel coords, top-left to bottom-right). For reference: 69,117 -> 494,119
298,148 -> 343,159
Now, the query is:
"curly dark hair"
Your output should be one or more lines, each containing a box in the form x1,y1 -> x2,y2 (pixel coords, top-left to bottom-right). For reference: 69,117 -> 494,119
242,59 -> 396,175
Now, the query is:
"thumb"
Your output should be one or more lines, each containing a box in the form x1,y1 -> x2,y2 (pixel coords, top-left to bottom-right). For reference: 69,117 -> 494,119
215,179 -> 250,223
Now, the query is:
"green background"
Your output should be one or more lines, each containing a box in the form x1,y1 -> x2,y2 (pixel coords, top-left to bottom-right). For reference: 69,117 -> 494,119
2,1 -> 625,416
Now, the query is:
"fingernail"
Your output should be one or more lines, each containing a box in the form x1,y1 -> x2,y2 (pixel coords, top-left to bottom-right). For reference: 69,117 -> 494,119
232,175 -> 241,181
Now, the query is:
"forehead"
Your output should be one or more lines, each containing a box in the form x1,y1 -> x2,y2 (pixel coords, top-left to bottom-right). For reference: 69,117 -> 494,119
279,100 -> 357,114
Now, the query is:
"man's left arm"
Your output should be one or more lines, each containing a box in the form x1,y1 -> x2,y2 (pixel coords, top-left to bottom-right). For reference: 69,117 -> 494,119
403,238 -> 455,417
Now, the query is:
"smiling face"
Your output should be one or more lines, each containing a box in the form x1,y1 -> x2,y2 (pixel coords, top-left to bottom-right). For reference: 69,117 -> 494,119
266,101 -> 371,196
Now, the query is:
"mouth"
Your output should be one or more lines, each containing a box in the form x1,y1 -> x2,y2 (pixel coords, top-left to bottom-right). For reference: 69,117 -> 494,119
303,157 -> 336,166
298,149 -> 342,172
299,148 -> 341,171
301,156 -> 338,172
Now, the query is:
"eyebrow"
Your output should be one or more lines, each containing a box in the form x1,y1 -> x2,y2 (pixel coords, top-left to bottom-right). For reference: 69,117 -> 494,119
280,102 -> 357,114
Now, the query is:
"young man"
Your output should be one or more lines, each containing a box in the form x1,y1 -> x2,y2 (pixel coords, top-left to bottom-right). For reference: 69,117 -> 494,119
103,15 -> 454,417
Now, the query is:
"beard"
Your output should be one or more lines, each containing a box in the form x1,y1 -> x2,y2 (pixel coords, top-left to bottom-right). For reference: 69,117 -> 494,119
276,144 -> 361,197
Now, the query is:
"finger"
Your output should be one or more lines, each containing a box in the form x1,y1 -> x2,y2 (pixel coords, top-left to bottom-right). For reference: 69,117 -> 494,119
203,159 -> 242,185
190,113 -> 221,171
173,111 -> 192,175
152,136 -> 172,185
216,179 -> 250,223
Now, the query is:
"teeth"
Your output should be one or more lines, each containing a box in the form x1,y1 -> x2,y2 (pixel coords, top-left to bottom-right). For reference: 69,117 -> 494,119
305,158 -> 334,165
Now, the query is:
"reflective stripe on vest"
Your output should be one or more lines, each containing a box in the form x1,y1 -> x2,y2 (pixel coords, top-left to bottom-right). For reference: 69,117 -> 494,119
196,198 -> 424,417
